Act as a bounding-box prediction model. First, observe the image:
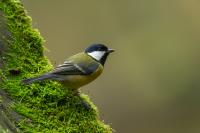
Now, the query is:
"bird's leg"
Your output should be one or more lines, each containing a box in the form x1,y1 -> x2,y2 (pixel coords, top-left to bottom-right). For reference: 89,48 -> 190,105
73,89 -> 91,110
73,89 -> 81,96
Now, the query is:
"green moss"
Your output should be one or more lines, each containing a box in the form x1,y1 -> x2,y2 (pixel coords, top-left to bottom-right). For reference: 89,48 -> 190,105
0,125 -> 9,133
0,0 -> 112,132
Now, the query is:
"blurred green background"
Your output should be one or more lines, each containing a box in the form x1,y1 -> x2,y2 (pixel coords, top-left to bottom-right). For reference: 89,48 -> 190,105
21,0 -> 200,133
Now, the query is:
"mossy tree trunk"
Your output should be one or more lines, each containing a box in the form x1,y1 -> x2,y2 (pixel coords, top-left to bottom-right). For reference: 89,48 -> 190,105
0,0 -> 112,132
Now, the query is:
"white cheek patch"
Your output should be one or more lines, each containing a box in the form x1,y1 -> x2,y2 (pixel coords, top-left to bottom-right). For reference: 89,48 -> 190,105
88,51 -> 105,61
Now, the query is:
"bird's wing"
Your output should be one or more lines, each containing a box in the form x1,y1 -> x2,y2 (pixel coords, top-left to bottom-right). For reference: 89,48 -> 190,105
52,60 -> 100,75
51,61 -> 87,75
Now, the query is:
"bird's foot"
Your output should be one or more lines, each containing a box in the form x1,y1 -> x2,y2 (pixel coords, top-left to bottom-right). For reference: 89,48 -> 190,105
73,90 -> 91,110
79,99 -> 91,110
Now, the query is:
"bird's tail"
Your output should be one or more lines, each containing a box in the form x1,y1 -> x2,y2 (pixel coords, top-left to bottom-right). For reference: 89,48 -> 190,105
22,73 -> 51,85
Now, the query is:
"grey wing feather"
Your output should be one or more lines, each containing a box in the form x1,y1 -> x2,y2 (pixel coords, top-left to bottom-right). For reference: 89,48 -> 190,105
22,60 -> 100,84
51,62 -> 86,75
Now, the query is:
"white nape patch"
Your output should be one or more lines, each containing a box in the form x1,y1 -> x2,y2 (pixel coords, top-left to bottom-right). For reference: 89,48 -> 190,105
88,51 -> 105,61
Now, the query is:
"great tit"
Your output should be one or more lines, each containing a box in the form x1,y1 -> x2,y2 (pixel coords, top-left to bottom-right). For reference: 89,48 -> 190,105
22,44 -> 114,89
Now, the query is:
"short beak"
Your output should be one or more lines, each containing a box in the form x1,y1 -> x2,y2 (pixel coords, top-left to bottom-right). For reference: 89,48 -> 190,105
107,48 -> 115,53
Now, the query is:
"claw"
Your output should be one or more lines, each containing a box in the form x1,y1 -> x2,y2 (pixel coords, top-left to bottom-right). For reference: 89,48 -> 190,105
80,100 -> 91,110
73,90 -> 91,110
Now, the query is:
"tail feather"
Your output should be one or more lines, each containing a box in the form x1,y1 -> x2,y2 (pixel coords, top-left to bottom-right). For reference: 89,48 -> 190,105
22,74 -> 51,85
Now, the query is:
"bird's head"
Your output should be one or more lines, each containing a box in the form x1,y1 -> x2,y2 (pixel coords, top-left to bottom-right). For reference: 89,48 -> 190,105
85,44 -> 114,65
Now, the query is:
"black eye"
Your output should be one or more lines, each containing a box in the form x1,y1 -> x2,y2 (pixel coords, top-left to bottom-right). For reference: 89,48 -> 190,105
99,47 -> 103,51
98,46 -> 107,51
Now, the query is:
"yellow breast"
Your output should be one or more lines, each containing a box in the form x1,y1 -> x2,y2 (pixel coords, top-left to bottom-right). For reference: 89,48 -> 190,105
61,64 -> 103,89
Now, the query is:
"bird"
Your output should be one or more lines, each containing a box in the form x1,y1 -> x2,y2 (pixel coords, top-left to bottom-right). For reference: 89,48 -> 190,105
22,44 -> 114,90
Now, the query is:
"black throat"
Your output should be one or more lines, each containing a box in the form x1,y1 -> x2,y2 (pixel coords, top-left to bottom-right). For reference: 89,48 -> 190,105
99,52 -> 109,66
